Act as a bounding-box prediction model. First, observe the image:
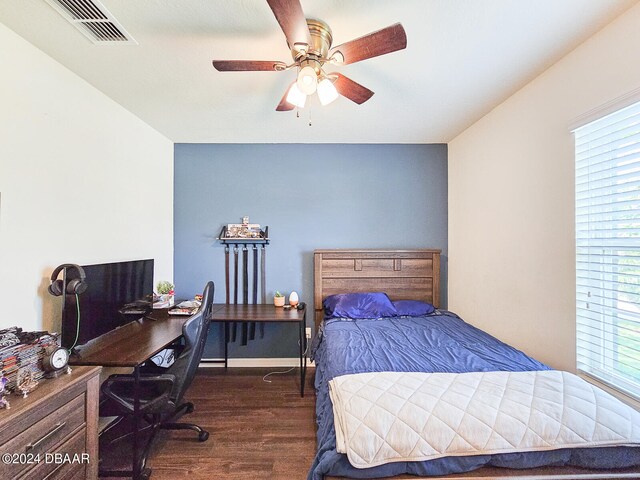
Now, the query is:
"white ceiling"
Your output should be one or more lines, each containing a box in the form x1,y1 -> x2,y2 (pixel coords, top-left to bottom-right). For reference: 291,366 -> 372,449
0,0 -> 636,143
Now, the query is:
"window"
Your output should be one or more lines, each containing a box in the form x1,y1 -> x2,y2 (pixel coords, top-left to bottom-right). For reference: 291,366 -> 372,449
575,100 -> 640,398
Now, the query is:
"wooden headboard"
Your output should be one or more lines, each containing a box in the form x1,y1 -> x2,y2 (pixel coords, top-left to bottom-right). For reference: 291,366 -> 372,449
313,249 -> 441,329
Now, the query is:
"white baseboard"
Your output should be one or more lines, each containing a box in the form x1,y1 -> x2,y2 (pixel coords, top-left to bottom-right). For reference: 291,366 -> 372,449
199,357 -> 315,368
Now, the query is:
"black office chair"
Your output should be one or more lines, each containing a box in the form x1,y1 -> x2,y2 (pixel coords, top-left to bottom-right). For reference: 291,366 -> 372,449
100,281 -> 214,475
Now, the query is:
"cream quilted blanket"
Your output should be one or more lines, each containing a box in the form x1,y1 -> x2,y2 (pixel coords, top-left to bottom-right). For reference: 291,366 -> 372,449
329,370 -> 640,469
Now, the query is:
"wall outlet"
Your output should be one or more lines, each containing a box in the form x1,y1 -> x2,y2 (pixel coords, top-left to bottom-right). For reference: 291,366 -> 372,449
305,327 -> 312,339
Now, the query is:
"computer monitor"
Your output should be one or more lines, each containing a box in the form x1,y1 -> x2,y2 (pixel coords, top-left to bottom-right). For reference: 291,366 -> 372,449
61,258 -> 154,350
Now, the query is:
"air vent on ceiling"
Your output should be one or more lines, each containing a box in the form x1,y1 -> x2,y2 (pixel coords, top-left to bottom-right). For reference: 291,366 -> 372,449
43,0 -> 137,45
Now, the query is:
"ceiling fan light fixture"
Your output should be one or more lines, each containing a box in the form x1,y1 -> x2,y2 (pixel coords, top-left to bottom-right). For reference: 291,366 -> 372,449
212,3 -> 407,113
317,78 -> 339,106
286,83 -> 306,108
297,65 -> 318,95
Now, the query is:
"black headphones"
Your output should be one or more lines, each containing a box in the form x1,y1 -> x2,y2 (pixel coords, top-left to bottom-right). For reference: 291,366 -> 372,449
48,264 -> 87,296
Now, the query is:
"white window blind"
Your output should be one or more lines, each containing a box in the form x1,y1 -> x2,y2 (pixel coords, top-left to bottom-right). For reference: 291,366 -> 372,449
575,100 -> 640,398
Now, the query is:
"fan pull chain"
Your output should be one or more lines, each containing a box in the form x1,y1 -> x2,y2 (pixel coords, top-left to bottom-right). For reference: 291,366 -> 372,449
308,108 -> 312,127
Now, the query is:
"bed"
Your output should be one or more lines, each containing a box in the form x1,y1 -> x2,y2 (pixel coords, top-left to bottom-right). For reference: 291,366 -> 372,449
309,249 -> 640,480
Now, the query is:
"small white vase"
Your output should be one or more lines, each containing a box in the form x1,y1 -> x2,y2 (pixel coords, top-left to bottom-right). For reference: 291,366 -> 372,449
289,291 -> 299,307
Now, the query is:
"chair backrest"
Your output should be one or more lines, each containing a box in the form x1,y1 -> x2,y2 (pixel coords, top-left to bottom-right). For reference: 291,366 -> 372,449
167,281 -> 214,403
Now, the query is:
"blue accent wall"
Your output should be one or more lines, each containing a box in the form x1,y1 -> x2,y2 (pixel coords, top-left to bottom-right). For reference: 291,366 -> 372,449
174,143 -> 448,358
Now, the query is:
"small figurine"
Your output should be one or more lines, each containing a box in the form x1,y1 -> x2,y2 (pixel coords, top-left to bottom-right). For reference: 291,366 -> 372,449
16,370 -> 38,398
0,376 -> 10,409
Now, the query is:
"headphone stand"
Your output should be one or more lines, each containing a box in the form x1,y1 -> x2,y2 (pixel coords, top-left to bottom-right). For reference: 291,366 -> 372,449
60,267 -> 69,349
49,264 -> 86,352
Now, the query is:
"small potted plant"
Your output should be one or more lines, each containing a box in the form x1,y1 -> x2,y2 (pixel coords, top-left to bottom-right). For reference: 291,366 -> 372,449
156,281 -> 175,306
274,291 -> 285,307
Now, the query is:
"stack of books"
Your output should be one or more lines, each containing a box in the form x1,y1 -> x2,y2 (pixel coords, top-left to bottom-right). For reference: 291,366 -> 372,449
0,327 -> 58,392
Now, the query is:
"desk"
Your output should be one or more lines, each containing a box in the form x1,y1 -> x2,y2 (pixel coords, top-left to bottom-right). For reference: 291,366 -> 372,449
68,304 -> 307,477
209,304 -> 308,397
69,309 -> 204,480
69,309 -> 196,368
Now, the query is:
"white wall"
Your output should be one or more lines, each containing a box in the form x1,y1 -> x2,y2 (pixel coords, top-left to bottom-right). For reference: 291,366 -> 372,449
448,3 -> 640,371
0,24 -> 174,332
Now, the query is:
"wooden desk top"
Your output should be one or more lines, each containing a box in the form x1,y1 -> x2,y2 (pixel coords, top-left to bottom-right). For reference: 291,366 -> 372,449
69,309 -> 201,368
68,304 -> 304,367
210,303 -> 305,323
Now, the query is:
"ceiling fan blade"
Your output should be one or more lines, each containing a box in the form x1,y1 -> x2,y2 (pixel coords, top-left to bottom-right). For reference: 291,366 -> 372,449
212,60 -> 286,72
266,0 -> 311,50
328,23 -> 407,65
276,83 -> 296,111
331,73 -> 374,104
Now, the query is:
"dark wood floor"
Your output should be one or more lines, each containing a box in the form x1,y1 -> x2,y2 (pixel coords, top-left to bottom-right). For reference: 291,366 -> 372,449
142,367 -> 317,480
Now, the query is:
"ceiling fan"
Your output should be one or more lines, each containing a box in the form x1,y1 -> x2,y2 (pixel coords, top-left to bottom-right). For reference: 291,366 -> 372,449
212,0 -> 407,111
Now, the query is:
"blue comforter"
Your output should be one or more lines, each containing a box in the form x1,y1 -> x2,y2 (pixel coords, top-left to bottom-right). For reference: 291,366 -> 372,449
308,311 -> 640,479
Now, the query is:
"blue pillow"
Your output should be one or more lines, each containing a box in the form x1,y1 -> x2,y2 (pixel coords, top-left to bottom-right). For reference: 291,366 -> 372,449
323,292 -> 398,319
393,300 -> 435,316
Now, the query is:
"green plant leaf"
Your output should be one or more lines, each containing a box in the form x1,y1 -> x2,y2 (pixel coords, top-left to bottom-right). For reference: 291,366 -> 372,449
156,280 -> 174,294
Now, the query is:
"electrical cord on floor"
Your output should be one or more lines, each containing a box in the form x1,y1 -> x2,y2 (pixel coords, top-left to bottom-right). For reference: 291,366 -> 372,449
262,339 -> 309,383
262,367 -> 296,383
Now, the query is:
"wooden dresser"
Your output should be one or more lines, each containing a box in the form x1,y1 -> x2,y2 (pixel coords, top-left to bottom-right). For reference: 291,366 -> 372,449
0,366 -> 101,480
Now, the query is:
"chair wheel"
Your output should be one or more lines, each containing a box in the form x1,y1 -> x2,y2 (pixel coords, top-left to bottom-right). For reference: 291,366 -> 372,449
198,430 -> 209,442
185,403 -> 194,414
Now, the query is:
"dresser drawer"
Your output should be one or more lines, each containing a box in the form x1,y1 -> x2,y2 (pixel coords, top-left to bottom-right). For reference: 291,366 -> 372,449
18,427 -> 87,480
0,394 -> 85,480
